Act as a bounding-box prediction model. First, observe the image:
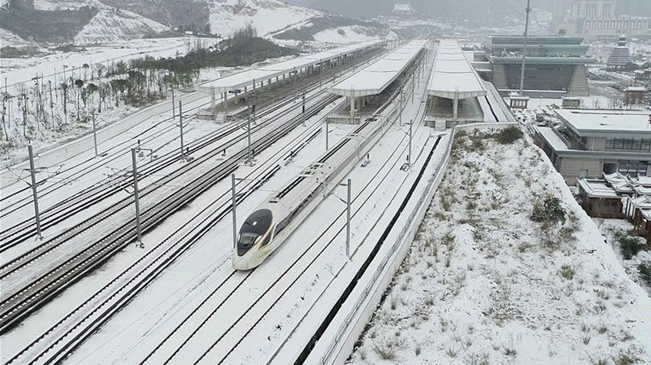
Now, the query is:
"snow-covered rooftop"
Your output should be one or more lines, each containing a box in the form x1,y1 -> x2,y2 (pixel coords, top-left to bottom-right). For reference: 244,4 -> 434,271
577,179 -> 621,199
328,40 -> 428,98
198,41 -> 383,93
556,109 -> 651,137
427,40 -> 487,100
535,126 -> 570,151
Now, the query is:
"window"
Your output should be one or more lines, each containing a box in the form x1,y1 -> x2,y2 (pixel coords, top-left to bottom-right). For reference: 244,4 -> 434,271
606,138 -> 651,151
618,160 -> 649,177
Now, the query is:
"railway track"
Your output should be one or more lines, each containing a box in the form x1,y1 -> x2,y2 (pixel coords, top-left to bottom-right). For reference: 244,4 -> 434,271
0,93 -> 339,335
137,73 -> 422,364
0,47 -> 385,249
2,107 -> 331,365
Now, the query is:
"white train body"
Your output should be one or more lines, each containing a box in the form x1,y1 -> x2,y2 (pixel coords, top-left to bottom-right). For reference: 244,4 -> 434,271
233,112 -> 397,270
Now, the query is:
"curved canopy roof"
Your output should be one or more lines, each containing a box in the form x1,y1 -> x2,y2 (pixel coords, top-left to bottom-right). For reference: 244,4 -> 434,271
428,40 -> 487,100
328,40 -> 428,98
198,40 -> 383,94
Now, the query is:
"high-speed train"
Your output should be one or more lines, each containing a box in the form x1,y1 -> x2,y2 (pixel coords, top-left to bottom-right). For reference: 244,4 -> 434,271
234,112 -> 398,270
233,42 -> 428,270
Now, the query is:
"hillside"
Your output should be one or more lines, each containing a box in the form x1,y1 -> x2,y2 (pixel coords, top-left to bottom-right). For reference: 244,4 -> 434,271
349,126 -> 651,364
0,0 -> 392,46
0,0 -> 169,44
271,14 -> 394,43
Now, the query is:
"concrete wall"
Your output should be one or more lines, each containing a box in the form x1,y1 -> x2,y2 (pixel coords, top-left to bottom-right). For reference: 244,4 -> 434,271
558,156 -> 603,184
586,137 -> 607,151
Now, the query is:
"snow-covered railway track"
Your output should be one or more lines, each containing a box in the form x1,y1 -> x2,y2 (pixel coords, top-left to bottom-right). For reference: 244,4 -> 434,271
2,107 -> 333,365
140,83 -> 418,365
0,48 -> 383,249
0,94 -> 340,335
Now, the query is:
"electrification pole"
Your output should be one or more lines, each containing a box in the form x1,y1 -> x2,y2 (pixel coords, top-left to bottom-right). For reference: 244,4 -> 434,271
325,119 -> 329,151
519,0 -> 532,96
132,148 -> 143,248
171,86 -> 175,120
408,119 -> 413,167
92,111 -> 98,157
179,101 -> 184,159
232,174 -> 237,248
346,178 -> 351,259
28,145 -> 42,239
247,106 -> 252,164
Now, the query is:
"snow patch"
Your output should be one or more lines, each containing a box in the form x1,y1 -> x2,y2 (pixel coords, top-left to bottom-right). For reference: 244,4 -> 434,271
74,8 -> 169,44
349,126 -> 651,364
206,0 -> 320,38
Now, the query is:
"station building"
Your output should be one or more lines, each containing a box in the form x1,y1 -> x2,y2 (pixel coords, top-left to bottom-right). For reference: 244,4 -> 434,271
535,109 -> 651,184
483,35 -> 595,97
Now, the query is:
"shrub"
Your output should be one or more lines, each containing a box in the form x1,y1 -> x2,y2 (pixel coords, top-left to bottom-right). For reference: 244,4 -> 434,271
615,231 -> 644,260
638,261 -> 651,285
372,341 -> 397,360
531,197 -> 566,229
493,126 -> 524,144
559,264 -> 576,280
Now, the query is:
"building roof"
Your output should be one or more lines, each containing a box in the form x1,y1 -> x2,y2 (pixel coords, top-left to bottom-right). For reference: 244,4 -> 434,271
328,40 -> 427,98
198,41 -> 383,94
577,179 -> 621,199
556,109 -> 651,137
427,40 -> 487,100
535,126 -> 571,151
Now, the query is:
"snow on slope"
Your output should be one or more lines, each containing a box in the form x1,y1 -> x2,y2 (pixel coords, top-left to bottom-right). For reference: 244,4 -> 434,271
33,0 -> 102,11
348,126 -> 651,364
206,0 -> 320,37
313,25 -> 396,44
74,8 -> 169,44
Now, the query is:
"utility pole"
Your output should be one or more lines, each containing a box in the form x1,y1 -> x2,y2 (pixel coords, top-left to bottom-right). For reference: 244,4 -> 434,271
178,101 -> 185,159
231,174 -> 237,248
92,111 -> 98,157
27,145 -> 42,239
519,0 -> 532,96
302,91 -> 306,114
132,148 -> 144,248
346,178 -> 351,259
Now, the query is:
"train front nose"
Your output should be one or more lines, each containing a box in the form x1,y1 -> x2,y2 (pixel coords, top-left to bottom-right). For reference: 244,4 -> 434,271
233,255 -> 253,271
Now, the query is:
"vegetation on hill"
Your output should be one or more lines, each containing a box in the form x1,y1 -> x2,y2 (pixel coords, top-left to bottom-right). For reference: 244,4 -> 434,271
272,15 -> 385,41
0,0 -> 98,42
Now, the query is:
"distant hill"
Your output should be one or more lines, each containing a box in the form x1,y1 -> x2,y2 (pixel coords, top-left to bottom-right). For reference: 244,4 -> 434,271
0,0 -> 393,46
286,0 -> 554,23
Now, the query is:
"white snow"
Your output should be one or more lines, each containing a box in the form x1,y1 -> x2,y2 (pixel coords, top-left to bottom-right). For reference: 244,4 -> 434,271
32,0 -> 102,11
206,0 -> 320,38
74,9 -> 170,44
312,26 -> 378,45
348,126 -> 651,364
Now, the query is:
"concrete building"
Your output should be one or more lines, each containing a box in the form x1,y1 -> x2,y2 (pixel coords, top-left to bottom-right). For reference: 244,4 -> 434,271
483,35 -> 595,97
554,0 -> 651,39
535,109 -> 651,184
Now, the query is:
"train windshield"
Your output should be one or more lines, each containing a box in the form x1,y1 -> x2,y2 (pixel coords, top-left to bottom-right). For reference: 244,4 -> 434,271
237,209 -> 273,256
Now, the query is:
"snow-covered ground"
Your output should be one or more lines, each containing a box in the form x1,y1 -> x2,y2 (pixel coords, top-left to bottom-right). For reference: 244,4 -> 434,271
348,126 -> 651,364
594,219 -> 651,296
207,0 -> 320,38
74,8 -> 169,44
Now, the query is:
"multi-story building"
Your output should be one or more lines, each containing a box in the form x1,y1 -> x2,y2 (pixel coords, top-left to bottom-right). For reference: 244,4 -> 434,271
535,109 -> 651,184
554,0 -> 651,38
483,35 -> 595,96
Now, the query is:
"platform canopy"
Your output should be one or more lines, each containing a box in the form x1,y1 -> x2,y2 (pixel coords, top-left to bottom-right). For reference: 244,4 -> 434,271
197,40 -> 384,94
328,40 -> 428,98
428,40 -> 487,100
